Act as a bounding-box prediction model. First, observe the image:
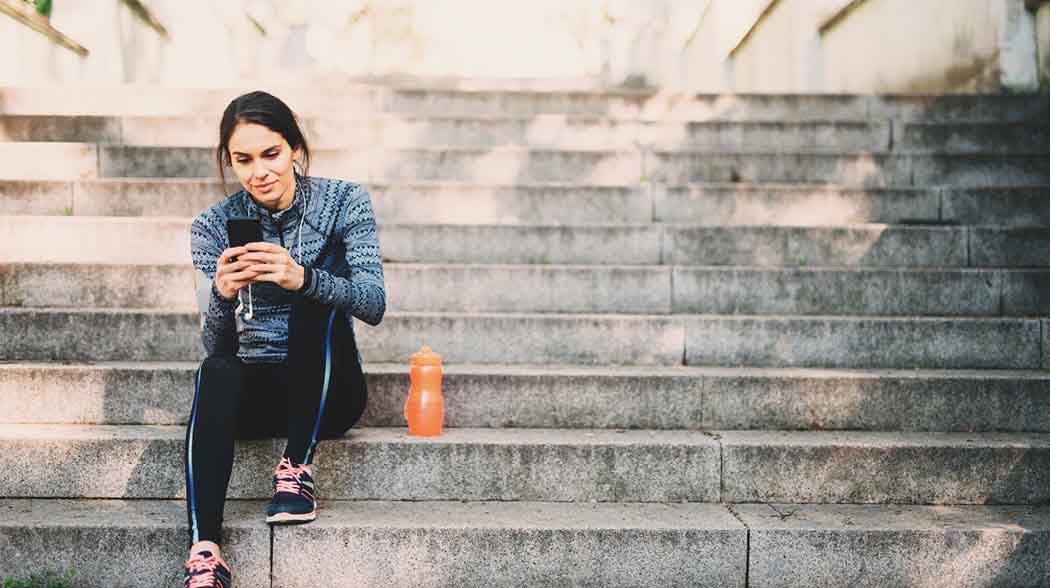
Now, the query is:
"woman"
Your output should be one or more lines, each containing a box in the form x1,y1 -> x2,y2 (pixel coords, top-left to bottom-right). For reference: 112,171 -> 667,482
181,90 -> 385,587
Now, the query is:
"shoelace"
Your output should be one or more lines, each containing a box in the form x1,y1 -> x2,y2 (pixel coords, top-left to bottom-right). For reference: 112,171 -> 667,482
185,552 -> 225,588
274,457 -> 309,494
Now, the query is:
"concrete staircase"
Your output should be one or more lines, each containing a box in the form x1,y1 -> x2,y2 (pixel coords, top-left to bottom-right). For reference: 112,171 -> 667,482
1,85 -> 1049,587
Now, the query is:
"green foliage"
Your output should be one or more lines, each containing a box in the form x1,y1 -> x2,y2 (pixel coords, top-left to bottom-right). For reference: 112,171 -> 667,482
33,0 -> 52,18
3,569 -> 76,588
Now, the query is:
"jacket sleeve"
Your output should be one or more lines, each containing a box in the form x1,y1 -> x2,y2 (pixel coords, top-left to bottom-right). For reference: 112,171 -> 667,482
300,183 -> 386,326
190,214 -> 240,356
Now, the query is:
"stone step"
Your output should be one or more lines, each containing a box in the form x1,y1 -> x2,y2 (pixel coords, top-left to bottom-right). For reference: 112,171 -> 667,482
0,180 -> 651,224
0,309 -> 1044,369
3,362 -> 1049,433
4,115 -> 904,152
5,262 -> 1048,316
734,503 -> 1050,588
897,122 -> 1050,153
14,116 -> 1048,156
648,151 -> 1050,187
1,425 -> 1048,504
6,179 -> 1048,227
0,499 -> 271,588
8,216 -> 1043,268
3,499 -> 1048,588
0,499 -> 748,588
2,86 -> 1047,121
6,143 -> 1050,187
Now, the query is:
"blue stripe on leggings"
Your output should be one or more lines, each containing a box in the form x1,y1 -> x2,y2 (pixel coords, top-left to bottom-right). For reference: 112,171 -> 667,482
304,308 -> 337,464
186,367 -> 203,543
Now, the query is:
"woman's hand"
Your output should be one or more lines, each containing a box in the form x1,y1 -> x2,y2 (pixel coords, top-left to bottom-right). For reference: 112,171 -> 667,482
238,242 -> 306,292
214,245 -> 257,300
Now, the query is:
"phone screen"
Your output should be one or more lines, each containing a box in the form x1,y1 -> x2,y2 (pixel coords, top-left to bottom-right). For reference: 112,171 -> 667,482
227,218 -> 263,249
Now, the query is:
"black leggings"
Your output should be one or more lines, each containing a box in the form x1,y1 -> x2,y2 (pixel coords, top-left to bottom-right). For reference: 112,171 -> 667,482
183,296 -> 368,545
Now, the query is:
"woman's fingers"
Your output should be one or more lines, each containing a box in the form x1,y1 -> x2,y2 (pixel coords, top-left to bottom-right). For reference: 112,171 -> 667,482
217,260 -> 256,276
226,268 -> 263,282
218,246 -> 248,265
244,242 -> 285,254
237,252 -> 286,265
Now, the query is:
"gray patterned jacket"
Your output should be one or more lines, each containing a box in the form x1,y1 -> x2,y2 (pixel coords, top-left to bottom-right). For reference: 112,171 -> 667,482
190,172 -> 386,363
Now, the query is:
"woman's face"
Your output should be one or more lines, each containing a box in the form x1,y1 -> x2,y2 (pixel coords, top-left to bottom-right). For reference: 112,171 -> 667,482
227,121 -> 303,211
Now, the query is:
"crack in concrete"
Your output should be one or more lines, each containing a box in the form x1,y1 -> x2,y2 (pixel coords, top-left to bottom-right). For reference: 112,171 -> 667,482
725,503 -> 751,588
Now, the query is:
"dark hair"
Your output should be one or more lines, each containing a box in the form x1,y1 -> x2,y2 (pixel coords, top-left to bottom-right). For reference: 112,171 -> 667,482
216,91 -> 311,194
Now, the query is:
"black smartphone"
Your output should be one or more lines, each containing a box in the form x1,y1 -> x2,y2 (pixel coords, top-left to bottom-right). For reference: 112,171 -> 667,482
227,218 -> 263,260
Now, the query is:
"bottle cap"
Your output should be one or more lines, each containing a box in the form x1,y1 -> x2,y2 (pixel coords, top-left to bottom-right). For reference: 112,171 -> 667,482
411,345 -> 442,366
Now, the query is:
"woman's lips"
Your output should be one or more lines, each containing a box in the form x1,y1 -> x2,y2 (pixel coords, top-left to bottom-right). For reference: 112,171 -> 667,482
256,181 -> 277,191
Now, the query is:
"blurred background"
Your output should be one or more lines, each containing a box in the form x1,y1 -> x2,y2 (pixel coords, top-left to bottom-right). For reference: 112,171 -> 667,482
2,0 -> 1049,93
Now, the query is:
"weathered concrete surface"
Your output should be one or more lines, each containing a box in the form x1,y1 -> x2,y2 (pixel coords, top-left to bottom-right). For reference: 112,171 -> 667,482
0,179 -> 651,223
371,183 -> 651,225
648,152 -> 1050,187
0,180 -> 72,215
0,499 -> 270,588
0,309 -> 201,361
358,312 -> 685,366
0,424 -> 276,499
0,143 -> 98,181
719,430 -> 1050,504
0,262 -> 674,314
738,503 -> 1050,588
910,153 -> 1050,187
701,368 -> 1050,433
639,121 -> 890,152
652,184 -> 938,226
4,309 -> 1041,369
663,225 -> 967,267
73,178 -> 224,217
970,227 -> 1050,268
1,87 -> 1045,120
866,94 -> 1050,122
942,187 -> 1050,226
8,263 -> 1046,318
646,152 -> 908,187
896,122 -> 1050,153
684,315 -> 1043,369
369,148 -> 642,184
1,263 -> 196,309
378,224 -> 662,265
1002,270 -> 1050,315
3,363 -> 1050,433
0,115 -> 122,143
0,425 -> 721,502
0,216 -> 192,264
672,267 -> 1001,316
273,501 -> 746,588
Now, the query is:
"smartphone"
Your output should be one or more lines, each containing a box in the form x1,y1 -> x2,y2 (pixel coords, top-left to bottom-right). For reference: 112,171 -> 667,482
227,218 -> 263,260
227,218 -> 262,248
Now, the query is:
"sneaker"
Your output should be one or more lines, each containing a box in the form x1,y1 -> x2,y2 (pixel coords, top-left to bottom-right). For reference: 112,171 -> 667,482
266,455 -> 317,524
183,550 -> 232,588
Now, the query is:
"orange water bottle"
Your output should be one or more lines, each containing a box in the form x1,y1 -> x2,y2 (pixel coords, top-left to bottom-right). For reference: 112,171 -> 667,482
405,345 -> 444,436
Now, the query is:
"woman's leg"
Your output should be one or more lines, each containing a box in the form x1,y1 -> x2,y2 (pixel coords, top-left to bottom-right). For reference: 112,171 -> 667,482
183,355 -> 244,547
283,296 -> 368,465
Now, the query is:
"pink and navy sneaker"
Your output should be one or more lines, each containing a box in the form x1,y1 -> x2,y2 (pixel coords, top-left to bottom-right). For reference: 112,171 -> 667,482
183,550 -> 232,588
266,456 -> 317,524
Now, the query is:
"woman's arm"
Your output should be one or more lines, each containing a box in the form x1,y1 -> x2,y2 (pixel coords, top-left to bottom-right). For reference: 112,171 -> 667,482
299,183 -> 386,326
190,215 -> 240,356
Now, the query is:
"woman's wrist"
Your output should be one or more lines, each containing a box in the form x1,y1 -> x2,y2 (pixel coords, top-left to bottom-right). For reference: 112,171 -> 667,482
297,266 -> 314,293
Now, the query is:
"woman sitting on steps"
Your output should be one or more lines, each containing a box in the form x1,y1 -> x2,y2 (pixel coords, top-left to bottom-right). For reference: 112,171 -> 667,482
181,90 -> 386,587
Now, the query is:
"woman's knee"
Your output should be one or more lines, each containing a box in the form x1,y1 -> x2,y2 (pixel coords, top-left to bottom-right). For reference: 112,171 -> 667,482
193,356 -> 243,413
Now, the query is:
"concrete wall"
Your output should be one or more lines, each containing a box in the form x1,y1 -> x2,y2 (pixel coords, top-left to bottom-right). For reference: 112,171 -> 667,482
821,0 -> 1002,93
0,0 -> 1045,93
